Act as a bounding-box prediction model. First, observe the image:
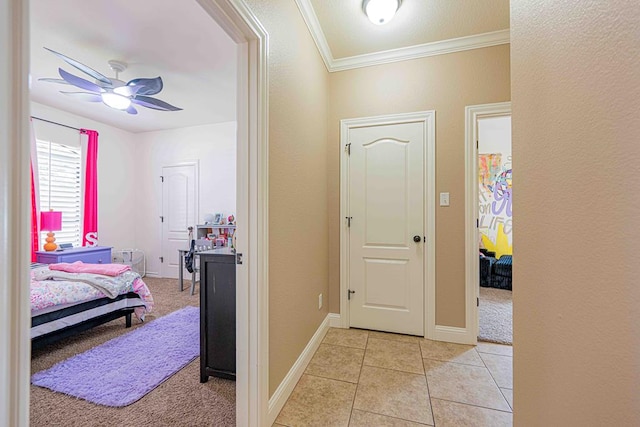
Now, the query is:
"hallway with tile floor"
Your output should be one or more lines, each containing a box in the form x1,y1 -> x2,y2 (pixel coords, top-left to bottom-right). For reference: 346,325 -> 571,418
273,328 -> 513,426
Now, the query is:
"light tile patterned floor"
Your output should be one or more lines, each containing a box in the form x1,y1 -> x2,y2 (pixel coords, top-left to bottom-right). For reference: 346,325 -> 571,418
274,328 -> 513,427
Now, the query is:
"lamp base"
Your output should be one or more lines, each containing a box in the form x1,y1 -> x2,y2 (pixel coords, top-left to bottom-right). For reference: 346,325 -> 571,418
43,232 -> 58,251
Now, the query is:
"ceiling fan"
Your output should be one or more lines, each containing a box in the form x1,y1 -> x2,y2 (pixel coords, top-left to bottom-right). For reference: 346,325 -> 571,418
39,47 -> 182,115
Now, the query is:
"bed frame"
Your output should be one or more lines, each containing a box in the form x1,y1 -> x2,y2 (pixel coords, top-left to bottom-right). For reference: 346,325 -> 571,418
31,292 -> 141,350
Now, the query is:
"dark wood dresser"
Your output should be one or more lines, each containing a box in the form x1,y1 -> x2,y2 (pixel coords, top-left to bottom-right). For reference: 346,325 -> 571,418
199,248 -> 236,382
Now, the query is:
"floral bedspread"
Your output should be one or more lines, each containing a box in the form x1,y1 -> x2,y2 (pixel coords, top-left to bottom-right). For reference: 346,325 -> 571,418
30,267 -> 154,314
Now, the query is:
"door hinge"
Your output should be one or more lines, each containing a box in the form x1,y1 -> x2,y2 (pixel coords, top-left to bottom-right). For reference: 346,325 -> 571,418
477,297 -> 479,307
160,216 -> 164,223
345,143 -> 351,155
348,289 -> 355,300
160,175 -> 164,182
476,140 -> 479,150
346,216 -> 352,227
159,256 -> 164,263
476,219 -> 479,228
236,252 -> 243,265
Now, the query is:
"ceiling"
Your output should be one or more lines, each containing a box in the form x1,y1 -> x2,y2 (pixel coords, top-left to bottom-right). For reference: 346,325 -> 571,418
299,0 -> 511,71
30,0 -> 237,133
29,0 -> 510,132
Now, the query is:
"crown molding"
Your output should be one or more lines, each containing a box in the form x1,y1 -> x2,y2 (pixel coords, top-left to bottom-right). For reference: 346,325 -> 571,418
293,0 -> 334,71
294,0 -> 510,73
330,29 -> 510,72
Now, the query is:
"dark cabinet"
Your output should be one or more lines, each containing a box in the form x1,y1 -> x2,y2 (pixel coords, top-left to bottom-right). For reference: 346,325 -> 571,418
199,248 -> 236,382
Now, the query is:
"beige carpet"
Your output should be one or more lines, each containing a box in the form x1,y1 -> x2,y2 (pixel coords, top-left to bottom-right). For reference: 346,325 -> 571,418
478,287 -> 513,345
30,277 -> 235,427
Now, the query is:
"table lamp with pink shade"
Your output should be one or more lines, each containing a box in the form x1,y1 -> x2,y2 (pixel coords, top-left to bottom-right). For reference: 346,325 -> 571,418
41,210 -> 62,251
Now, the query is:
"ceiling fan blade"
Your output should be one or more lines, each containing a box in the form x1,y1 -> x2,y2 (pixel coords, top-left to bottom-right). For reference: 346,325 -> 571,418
44,47 -> 112,86
59,68 -> 104,93
126,105 -> 138,115
126,77 -> 163,96
132,95 -> 182,111
60,91 -> 103,102
38,77 -> 72,85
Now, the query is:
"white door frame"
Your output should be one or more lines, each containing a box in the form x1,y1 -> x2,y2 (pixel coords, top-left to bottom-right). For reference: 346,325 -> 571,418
0,1 -> 270,425
464,102 -> 511,344
340,111 -> 436,339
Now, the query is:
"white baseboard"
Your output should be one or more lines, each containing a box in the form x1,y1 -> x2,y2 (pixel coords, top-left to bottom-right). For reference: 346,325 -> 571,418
267,314 -> 330,425
328,313 -> 342,328
433,325 -> 475,345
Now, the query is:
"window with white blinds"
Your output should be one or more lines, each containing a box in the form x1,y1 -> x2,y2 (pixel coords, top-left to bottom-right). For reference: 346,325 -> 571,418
37,140 -> 82,247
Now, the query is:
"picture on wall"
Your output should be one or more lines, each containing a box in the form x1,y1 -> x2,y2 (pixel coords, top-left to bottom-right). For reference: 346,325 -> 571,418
478,153 -> 512,258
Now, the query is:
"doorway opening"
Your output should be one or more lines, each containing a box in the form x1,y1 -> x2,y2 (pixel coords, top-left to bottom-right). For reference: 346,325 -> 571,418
465,102 -> 512,346
2,1 -> 269,426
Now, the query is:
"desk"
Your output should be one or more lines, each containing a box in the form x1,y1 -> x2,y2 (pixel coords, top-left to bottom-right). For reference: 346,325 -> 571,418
178,249 -> 198,295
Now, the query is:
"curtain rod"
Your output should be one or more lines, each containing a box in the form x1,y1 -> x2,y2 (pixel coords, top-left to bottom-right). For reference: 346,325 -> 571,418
31,116 -> 81,132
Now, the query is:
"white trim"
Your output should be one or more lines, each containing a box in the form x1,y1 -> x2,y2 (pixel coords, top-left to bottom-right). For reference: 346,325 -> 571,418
199,1 -> 270,426
0,0 -> 31,425
433,325 -> 475,345
267,314 -> 330,425
293,0 -> 510,73
331,30 -> 511,72
340,111 -> 436,340
464,102 -> 511,346
328,313 -> 342,328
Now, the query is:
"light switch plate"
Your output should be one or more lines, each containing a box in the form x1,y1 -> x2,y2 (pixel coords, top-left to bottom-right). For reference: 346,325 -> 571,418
440,192 -> 450,207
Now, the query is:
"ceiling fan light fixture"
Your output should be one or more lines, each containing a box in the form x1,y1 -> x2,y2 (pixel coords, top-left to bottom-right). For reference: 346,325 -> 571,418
102,92 -> 131,110
363,0 -> 401,25
42,48 -> 182,114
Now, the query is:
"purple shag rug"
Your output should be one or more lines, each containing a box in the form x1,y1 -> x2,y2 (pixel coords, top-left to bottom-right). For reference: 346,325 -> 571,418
32,306 -> 200,407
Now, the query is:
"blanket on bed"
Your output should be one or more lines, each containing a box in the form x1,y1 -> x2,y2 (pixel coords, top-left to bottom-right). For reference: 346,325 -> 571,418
49,261 -> 131,277
30,267 -> 154,315
33,268 -> 139,299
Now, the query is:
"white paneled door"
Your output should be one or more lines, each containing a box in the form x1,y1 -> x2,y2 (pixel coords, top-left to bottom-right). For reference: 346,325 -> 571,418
348,121 -> 426,336
161,163 -> 197,279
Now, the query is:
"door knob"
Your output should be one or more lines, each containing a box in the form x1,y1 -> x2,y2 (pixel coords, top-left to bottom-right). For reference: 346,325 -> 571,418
413,235 -> 422,243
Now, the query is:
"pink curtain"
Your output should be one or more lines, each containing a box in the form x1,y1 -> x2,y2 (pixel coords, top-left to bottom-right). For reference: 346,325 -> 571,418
81,129 -> 99,246
30,163 -> 39,261
30,119 -> 40,261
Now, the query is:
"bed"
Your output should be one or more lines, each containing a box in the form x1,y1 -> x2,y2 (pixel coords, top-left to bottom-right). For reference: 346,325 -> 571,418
30,262 -> 154,349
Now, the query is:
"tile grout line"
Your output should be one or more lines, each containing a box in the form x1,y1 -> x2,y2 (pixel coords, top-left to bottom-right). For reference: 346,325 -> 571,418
361,361 -> 425,377
355,409 -> 432,426
478,351 -> 513,404
348,330 -> 369,426
302,372 -> 359,386
421,348 -> 437,426
430,396 -> 514,415
500,388 -> 513,412
422,355 -> 488,368
423,356 -> 512,415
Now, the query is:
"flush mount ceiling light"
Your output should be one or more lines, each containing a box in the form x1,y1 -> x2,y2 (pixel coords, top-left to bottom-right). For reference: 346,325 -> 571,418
363,0 -> 402,25
40,48 -> 182,114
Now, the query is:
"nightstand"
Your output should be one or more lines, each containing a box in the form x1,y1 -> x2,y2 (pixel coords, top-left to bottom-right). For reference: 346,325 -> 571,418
35,246 -> 112,265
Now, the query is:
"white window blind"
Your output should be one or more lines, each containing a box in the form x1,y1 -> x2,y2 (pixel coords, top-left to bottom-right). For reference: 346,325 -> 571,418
37,140 -> 82,247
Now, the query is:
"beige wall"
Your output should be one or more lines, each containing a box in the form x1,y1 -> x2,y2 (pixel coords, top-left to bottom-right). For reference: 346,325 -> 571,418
512,1 -> 640,424
328,46 -> 511,327
244,0 -> 330,396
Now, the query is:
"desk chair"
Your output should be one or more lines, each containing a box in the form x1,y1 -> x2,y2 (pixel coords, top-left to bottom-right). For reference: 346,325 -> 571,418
190,239 -> 213,295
